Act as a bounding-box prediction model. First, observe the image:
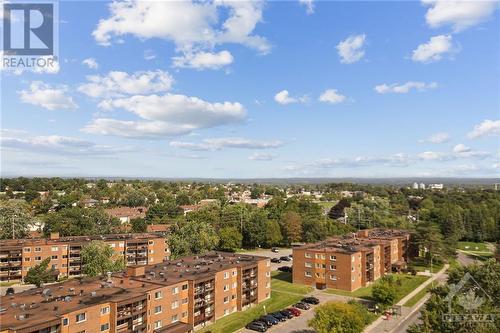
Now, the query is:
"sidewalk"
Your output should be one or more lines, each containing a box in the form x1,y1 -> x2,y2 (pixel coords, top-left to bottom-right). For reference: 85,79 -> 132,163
363,264 -> 449,333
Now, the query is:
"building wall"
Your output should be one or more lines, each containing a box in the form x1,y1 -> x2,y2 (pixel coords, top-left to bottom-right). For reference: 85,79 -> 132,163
214,268 -> 238,320
60,303 -> 102,333
147,281 -> 190,332
257,258 -> 271,302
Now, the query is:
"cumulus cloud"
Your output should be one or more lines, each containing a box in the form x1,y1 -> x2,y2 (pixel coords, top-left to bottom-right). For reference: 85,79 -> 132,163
82,119 -> 193,138
336,34 -> 366,64
452,143 -> 470,154
274,90 -> 308,105
418,145 -> 490,161
172,50 -> 233,70
249,152 -> 276,161
170,138 -> 283,151
374,81 -> 438,94
299,0 -> 314,15
78,70 -> 174,98
422,0 -> 499,32
419,132 -> 450,144
82,57 -> 99,69
412,35 -> 457,63
318,89 -> 346,104
19,82 -> 78,111
467,119 -> 500,139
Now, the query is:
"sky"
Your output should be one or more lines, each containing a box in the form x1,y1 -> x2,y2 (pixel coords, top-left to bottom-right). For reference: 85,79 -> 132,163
1,0 -> 499,178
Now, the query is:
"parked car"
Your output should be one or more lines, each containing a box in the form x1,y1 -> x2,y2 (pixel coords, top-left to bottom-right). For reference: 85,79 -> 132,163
278,266 -> 292,272
280,309 -> 294,319
260,315 -> 279,326
246,321 -> 268,332
270,258 -> 281,263
288,254 -> 293,258
270,311 -> 287,322
5,287 -> 15,296
271,247 -> 279,253
279,256 -> 291,262
287,307 -> 301,316
294,302 -> 311,310
302,296 -> 320,305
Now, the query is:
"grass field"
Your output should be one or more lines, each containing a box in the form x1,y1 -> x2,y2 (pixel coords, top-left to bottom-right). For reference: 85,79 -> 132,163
409,258 -> 444,273
403,283 -> 434,307
199,272 -> 311,333
457,241 -> 490,252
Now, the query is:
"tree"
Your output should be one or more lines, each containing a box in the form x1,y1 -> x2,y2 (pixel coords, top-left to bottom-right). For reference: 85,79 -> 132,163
411,220 -> 447,265
169,220 -> 219,258
43,207 -> 120,236
130,218 -> 147,233
80,241 -> 125,277
24,189 -> 40,203
280,211 -> 303,244
242,210 -> 268,248
372,278 -> 397,307
265,220 -> 283,247
308,301 -> 367,333
0,200 -> 34,239
218,227 -> 242,252
24,257 -> 57,287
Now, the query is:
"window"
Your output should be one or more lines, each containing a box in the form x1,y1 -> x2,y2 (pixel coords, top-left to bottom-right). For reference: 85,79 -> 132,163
232,294 -> 236,300
63,318 -> 69,326
24,257 -> 30,262
351,266 -> 355,272
224,296 -> 229,304
352,276 -> 355,282
223,272 -> 229,279
100,323 -> 109,332
351,256 -> 355,262
52,264 -> 58,269
232,270 -> 237,276
330,264 -> 336,271
305,271 -> 312,277
24,247 -> 31,253
266,282 -> 270,288
154,305 -> 162,314
330,255 -> 336,261
266,272 -> 270,277
101,306 -> 110,315
149,240 -> 155,245
75,313 -> 86,323
172,287 -> 179,294
182,311 -> 188,318
35,247 -> 41,252
330,275 -> 337,281
110,243 -> 116,248
305,262 -> 312,268
51,255 -> 58,260
62,264 -> 67,268
154,320 -> 162,329
35,256 -> 41,261
171,301 -> 178,309
51,246 -> 58,252
223,284 -> 229,291
182,284 -> 188,290
266,260 -> 270,267
155,291 -> 163,299
224,309 -> 229,315
171,314 -> 178,323
182,298 -> 188,304
305,253 -> 312,258
232,282 -> 237,289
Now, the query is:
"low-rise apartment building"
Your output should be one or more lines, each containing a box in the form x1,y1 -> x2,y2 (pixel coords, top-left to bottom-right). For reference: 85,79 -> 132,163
0,233 -> 169,282
0,252 -> 271,333
292,229 -> 410,291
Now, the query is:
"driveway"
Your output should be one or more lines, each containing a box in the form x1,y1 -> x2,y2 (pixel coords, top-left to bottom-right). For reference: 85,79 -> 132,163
238,248 -> 293,271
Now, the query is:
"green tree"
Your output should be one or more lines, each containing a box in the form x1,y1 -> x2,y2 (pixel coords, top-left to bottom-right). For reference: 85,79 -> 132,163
308,301 -> 367,333
24,257 -> 57,287
24,189 -> 40,203
372,278 -> 397,307
169,220 -> 219,258
43,207 -> 120,236
265,220 -> 283,247
130,218 -> 147,233
280,211 -> 303,244
0,200 -> 34,239
242,210 -> 268,248
80,241 -> 125,277
218,227 -> 243,252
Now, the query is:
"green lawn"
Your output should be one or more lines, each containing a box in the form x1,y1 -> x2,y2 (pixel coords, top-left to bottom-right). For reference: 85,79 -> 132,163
403,283 -> 434,307
409,258 -> 444,273
325,284 -> 374,299
199,272 -> 311,333
457,241 -> 490,252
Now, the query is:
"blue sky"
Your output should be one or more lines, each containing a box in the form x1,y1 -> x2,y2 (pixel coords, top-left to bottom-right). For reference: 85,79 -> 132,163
1,0 -> 499,178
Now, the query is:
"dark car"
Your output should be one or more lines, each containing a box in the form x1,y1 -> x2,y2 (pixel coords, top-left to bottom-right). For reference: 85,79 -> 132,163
279,256 -> 291,262
287,307 -> 301,316
246,321 -> 268,332
270,311 -> 287,322
280,309 -> 294,319
302,296 -> 320,305
5,287 -> 15,296
278,266 -> 292,272
270,258 -> 281,263
260,315 -> 279,326
271,247 -> 279,253
294,302 -> 311,310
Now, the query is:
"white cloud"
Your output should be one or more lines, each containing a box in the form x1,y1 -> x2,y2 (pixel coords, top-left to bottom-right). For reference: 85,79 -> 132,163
144,49 -> 156,60
82,57 -> 99,69
336,34 -> 366,64
374,81 -> 438,94
422,0 -> 499,32
412,35 -> 457,63
19,82 -> 78,111
299,0 -> 314,15
274,90 -> 308,105
249,152 -> 276,161
82,119 -> 193,138
78,70 -> 174,98
170,137 -> 283,151
318,89 -> 346,104
453,143 -> 471,154
93,0 -> 270,58
418,146 -> 490,161
172,50 -> 233,70
467,119 -> 500,139
419,132 -> 450,144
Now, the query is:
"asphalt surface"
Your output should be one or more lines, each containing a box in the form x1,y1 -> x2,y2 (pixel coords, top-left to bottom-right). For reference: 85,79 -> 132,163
237,248 -> 293,272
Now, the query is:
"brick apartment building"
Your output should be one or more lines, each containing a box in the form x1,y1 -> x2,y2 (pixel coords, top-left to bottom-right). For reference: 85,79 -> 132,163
0,252 -> 271,333
0,233 -> 169,282
292,229 -> 410,291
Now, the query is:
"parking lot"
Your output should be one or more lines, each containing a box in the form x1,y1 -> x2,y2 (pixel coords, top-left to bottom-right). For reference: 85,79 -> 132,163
237,248 -> 293,272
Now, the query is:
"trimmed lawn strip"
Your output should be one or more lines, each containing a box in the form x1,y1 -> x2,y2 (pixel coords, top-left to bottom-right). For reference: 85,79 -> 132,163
199,290 -> 302,333
271,271 -> 314,295
409,258 -> 444,273
404,283 -> 433,307
457,241 -> 490,252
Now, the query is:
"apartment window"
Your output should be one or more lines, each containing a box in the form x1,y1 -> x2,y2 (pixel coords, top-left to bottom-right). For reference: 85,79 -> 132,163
149,240 -> 155,245
330,264 -> 336,271
23,247 -> 31,253
119,242 -> 124,247
223,272 -> 229,279
171,301 -> 178,309
110,243 -> 116,248
171,314 -> 178,323
266,272 -> 270,277
182,284 -> 188,290
172,287 -> 179,295
35,247 -> 41,252
24,257 -> 30,262
62,264 -> 67,268
149,249 -> 154,254
35,256 -> 41,261
232,294 -> 236,300
266,282 -> 270,288
351,266 -> 355,272
75,313 -> 86,323
321,254 -> 326,259
155,291 -> 163,299
62,254 -> 68,259
51,255 -> 58,260
224,296 -> 229,304
224,284 -> 229,291
63,318 -> 69,326
100,323 -> 109,332
154,320 -> 162,329
232,282 -> 237,289
232,270 -> 237,276
224,309 -> 230,316
330,275 -> 337,281
305,253 -> 312,258
266,260 -> 270,267
305,262 -> 312,268
182,298 -> 188,304
351,256 -> 355,262
182,311 -> 188,318
52,264 -> 58,269
305,271 -> 312,277
330,255 -> 336,261
352,276 -> 356,282
101,306 -> 110,315
51,246 -> 58,252
154,305 -> 162,314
